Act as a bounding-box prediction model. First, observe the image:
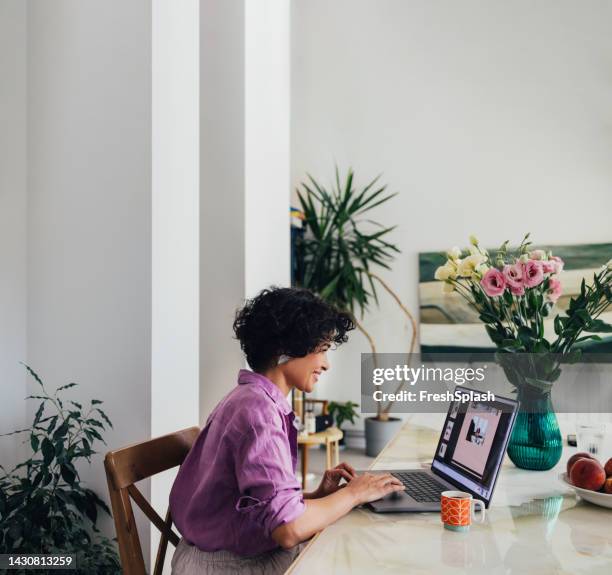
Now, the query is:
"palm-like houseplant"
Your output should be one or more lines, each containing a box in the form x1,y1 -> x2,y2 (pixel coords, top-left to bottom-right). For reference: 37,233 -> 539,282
295,167 -> 417,456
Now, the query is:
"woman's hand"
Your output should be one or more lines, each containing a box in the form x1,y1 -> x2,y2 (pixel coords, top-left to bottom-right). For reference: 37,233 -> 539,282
273,471 -> 404,549
345,472 -> 404,505
309,462 -> 357,498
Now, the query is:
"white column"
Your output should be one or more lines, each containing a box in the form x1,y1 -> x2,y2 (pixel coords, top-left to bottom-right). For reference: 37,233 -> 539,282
245,0 -> 291,296
199,0 -> 291,420
151,0 -> 200,567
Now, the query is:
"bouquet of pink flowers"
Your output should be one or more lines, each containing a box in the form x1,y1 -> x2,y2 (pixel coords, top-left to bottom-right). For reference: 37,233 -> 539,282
435,234 -> 611,471
434,234 -> 612,393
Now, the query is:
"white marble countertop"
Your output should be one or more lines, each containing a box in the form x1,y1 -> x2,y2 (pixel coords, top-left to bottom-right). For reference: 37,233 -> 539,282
285,421 -> 612,574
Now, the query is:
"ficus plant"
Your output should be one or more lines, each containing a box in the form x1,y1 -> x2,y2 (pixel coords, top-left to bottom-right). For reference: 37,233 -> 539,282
295,167 -> 418,421
0,364 -> 120,574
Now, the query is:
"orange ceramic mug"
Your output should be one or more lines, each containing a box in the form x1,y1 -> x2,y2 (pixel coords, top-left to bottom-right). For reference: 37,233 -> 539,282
441,490 -> 486,532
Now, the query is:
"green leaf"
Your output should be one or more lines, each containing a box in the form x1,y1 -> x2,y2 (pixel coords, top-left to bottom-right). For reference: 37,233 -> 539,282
52,421 -> 70,441
46,415 -> 58,434
33,402 -> 45,426
585,319 -> 612,333
518,326 -> 535,347
30,434 -> 40,453
21,362 -> 44,388
56,382 -> 77,391
94,408 -> 113,429
41,438 -> 55,465
574,334 -> 602,344
60,464 -> 76,485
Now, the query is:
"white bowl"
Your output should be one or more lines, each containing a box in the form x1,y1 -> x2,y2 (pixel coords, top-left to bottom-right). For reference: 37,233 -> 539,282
560,472 -> 612,509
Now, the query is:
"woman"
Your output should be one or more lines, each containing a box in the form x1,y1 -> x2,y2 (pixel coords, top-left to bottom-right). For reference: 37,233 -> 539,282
170,287 -> 404,574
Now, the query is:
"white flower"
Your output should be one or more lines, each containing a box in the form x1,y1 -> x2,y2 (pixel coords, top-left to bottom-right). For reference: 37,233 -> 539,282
443,281 -> 455,294
435,262 -> 456,281
607,259 -> 612,270
469,235 -> 479,246
529,249 -> 546,261
519,253 -> 529,263
447,246 -> 462,260
474,263 -> 490,278
457,254 -> 487,277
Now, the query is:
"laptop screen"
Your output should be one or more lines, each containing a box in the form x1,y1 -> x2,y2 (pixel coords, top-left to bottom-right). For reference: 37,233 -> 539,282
431,387 -> 518,505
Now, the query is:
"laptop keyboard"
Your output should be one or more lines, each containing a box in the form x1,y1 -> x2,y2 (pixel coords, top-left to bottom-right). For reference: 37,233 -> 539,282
392,471 -> 445,503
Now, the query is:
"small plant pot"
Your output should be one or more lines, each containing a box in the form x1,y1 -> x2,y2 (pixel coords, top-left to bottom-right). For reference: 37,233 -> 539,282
365,417 -> 402,457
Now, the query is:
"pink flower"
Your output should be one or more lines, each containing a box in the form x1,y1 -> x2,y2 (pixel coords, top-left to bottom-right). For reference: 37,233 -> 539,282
523,260 -> 544,288
503,264 -> 524,289
481,268 -> 506,297
548,277 -> 562,303
510,284 -> 525,296
541,260 -> 556,274
550,256 -> 564,274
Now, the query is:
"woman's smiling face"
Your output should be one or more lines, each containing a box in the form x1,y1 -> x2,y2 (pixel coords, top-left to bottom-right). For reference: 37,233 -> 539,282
281,345 -> 330,393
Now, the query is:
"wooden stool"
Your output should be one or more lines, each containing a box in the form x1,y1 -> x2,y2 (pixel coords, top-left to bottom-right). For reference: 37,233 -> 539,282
297,427 -> 343,489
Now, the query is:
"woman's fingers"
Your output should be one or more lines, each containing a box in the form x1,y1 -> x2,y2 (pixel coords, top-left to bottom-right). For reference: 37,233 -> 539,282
328,468 -> 353,483
374,474 -> 404,490
374,472 -> 400,484
335,461 -> 357,478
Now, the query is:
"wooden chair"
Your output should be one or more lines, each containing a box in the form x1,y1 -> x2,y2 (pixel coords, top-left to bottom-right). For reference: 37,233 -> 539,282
104,426 -> 200,575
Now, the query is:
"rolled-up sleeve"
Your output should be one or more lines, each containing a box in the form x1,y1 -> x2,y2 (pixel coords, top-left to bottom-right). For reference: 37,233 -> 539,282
234,413 -> 305,537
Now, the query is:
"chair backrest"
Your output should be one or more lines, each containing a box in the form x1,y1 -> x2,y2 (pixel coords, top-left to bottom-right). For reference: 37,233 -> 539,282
104,426 -> 200,575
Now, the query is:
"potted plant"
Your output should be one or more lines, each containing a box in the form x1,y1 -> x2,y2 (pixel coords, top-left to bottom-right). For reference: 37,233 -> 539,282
433,234 -> 612,470
328,401 -> 359,446
0,364 -> 120,573
295,167 -> 417,457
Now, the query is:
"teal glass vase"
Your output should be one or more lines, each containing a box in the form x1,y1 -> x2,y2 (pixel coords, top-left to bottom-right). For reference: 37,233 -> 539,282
507,389 -> 563,471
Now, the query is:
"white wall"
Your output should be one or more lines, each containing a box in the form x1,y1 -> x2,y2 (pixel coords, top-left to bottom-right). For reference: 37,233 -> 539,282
27,0 -> 152,554
0,0 -> 27,470
291,0 -> 612,425
151,0 -> 200,566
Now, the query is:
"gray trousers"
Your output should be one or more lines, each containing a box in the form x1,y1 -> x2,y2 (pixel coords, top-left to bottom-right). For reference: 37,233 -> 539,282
171,538 -> 305,575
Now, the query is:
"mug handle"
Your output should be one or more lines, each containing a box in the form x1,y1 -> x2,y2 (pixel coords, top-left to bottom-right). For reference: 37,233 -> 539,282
472,499 -> 486,523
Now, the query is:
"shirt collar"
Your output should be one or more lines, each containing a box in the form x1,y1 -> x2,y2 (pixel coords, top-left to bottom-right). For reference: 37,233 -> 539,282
238,369 -> 293,416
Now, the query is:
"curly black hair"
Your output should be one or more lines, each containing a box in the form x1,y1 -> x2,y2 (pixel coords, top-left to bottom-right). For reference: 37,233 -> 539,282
233,287 -> 355,372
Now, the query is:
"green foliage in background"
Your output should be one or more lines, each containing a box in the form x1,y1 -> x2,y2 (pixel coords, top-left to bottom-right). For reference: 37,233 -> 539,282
328,401 -> 360,429
0,365 -> 120,574
295,167 -> 400,316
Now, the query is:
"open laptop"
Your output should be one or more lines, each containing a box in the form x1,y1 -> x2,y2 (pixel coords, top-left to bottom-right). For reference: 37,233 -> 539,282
367,386 -> 518,512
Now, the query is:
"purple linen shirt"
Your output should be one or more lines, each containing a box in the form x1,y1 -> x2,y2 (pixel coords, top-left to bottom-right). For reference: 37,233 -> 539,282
169,369 -> 305,557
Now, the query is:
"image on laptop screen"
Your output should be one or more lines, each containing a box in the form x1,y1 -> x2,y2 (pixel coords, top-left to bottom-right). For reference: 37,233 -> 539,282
431,388 -> 518,503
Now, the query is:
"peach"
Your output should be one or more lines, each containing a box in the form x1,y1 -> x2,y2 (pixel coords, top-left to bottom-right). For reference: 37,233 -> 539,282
566,452 -> 595,477
604,458 -> 612,477
570,458 -> 606,492
604,477 -> 612,494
